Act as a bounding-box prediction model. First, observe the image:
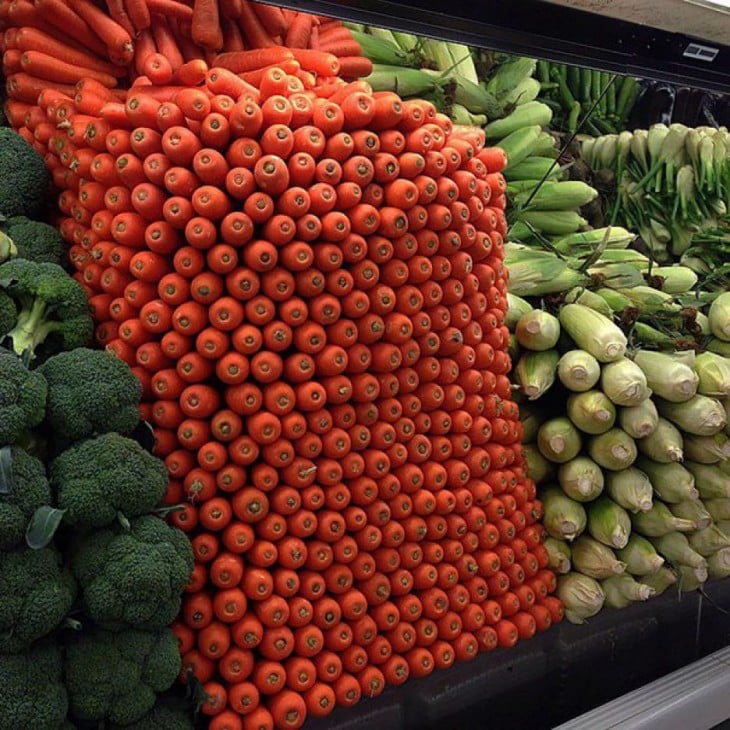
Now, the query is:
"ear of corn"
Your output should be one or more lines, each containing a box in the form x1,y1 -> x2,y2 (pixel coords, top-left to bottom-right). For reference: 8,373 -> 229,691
635,418 -> 684,464
559,304 -> 627,363
670,500 -> 713,530
571,536 -> 626,579
507,156 -> 563,181
498,125 -> 544,168
514,349 -> 559,401
618,399 -> 659,439
557,350 -> 602,392
605,468 -> 654,514
538,417 -> 584,464
514,181 -> 599,211
602,574 -> 655,609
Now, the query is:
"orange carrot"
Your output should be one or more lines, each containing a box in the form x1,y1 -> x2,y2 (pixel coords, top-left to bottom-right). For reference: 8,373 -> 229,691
68,0 -> 134,65
105,0 -> 135,37
238,0 -> 276,48
222,17 -> 247,51
219,0 -> 243,18
152,16 -> 186,71
146,0 -> 194,21
251,1 -> 287,36
285,12 -> 312,49
20,50 -> 119,88
6,72 -> 77,103
213,48 -> 293,73
338,56 -> 373,79
124,0 -> 151,30
34,0 -> 109,57
191,0 -> 224,51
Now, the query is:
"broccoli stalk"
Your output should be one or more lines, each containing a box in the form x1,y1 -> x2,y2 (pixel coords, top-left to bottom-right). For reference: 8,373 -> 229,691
0,259 -> 92,361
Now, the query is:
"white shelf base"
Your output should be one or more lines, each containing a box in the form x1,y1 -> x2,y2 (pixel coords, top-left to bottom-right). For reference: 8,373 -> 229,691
553,645 -> 730,730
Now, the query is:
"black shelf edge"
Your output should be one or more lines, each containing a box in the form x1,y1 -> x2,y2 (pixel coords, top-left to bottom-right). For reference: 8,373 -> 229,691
266,0 -> 730,93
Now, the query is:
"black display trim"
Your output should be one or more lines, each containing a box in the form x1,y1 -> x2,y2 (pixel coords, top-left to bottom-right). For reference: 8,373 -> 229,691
270,0 -> 730,93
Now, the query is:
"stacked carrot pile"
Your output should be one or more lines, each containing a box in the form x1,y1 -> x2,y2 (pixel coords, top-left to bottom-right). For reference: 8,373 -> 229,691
0,2 -> 561,728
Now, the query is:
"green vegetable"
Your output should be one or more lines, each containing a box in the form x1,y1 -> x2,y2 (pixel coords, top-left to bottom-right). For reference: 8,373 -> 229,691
602,573 -> 655,609
694,352 -> 730,397
557,349 -> 601,392
600,358 -> 651,407
557,455 -> 604,501
641,566 -> 678,596
704,498 -> 730,521
542,486 -> 587,541
557,572 -> 605,624
656,395 -> 727,436
587,427 -> 637,471
688,524 -> 730,556
64,627 -> 180,726
537,417 -> 582,463
618,399 -> 659,439
566,390 -> 616,435
631,502 -> 696,537
69,515 -> 193,631
677,564 -> 707,591
684,461 -> 730,499
3,216 -> 64,266
0,640 -> 67,730
709,291 -> 730,342
636,457 -> 698,503
605,467 -> 653,513
635,418 -> 684,463
38,348 -> 142,441
545,536 -> 572,574
0,446 -> 51,550
0,351 -> 47,445
682,433 -> 730,464
587,497 -> 632,549
522,444 -> 555,484
514,349 -> 559,400
51,433 -> 168,530
0,259 -> 92,361
707,548 -> 730,579
632,351 -> 699,403
0,128 -> 51,219
652,532 -> 707,571
108,700 -> 195,730
0,544 -> 76,652
571,535 -> 626,579
670,500 -> 712,530
558,304 -> 627,363
515,309 -> 560,351
617,534 -> 665,575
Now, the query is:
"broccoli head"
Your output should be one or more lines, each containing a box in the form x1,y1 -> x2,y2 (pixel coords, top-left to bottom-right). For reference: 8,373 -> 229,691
0,128 -> 52,220
4,216 -> 65,266
0,639 -> 68,730
0,446 -> 52,550
109,699 -> 195,730
39,348 -> 143,441
0,259 -> 92,361
0,351 -> 47,444
69,515 -> 193,631
0,291 -> 18,338
64,626 -> 181,726
50,433 -> 168,529
0,544 -> 76,652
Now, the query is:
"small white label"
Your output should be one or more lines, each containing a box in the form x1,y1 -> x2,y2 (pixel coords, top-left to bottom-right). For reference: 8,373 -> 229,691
683,42 -> 720,61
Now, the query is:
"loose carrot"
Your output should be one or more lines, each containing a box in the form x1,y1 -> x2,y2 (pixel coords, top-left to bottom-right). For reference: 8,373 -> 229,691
285,12 -> 312,49
152,17 -> 186,71
237,0 -> 276,48
67,0 -> 135,65
20,50 -> 119,88
191,0 -> 224,51
105,0 -> 135,37
33,0 -> 109,57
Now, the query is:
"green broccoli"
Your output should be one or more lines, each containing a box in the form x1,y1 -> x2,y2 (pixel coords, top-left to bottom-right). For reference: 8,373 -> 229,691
39,348 -> 142,441
109,699 -> 195,730
0,446 -> 52,550
50,432 -> 168,530
0,290 -> 18,337
0,230 -> 18,264
0,351 -> 47,444
69,515 -> 193,631
0,639 -> 68,730
3,216 -> 65,265
64,626 -> 181,726
0,129 -> 52,220
0,259 -> 92,361
0,544 -> 76,652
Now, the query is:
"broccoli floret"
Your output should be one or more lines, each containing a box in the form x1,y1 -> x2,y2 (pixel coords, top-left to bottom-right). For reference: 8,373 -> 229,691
39,348 -> 142,441
50,433 -> 168,529
0,351 -> 47,444
0,230 -> 18,264
64,626 -> 181,726
0,639 -> 68,730
109,699 -> 195,730
0,259 -> 92,361
4,216 -> 65,266
69,515 -> 193,631
0,544 -> 76,652
0,446 -> 52,550
0,128 -> 51,220
0,290 -> 18,337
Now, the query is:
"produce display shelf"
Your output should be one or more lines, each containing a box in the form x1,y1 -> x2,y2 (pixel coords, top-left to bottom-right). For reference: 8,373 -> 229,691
302,579 -> 730,730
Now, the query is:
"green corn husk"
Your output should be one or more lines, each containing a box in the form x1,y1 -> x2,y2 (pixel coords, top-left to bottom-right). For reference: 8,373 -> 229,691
558,456 -> 605,502
600,359 -> 652,407
595,248 -> 652,269
505,293 -> 535,329
614,286 -> 681,314
651,532 -> 707,571
515,310 -> 561,351
571,536 -> 627,579
506,156 -> 562,182
651,266 -> 698,295
707,547 -> 730,579
557,350 -> 602,392
694,352 -> 730,398
618,399 -> 659,439
557,572 -> 605,624
588,263 -> 644,290
704,498 -> 730,522
641,566 -> 679,595
542,486 -> 588,541
695,312 -> 711,337
499,125 -> 544,169
545,536 -> 572,574
682,434 -> 730,464
514,181 -> 598,211
486,57 -> 537,98
552,227 -> 636,257
559,304 -> 627,363
522,443 -> 556,484
708,291 -> 730,342
566,390 -> 616,435
617,534 -> 665,575
632,351 -> 699,403
636,457 -> 698,503
670,500 -> 713,530
587,428 -> 637,471
520,403 -> 548,444
587,497 -> 632,549
484,101 -> 553,140
537,417 -> 583,464
684,462 -> 730,499
688,524 -> 730,557
630,322 -> 679,350
363,65 -> 443,96
636,418 -> 684,463
515,210 -> 589,236
706,339 -> 730,358
504,244 -> 587,296
508,335 -> 521,363
631,502 -> 696,537
594,288 -> 633,313
514,349 -> 560,401
656,395 -> 727,436
606,468 -> 654,513
678,564 -> 707,592
564,288 -> 614,318
601,573 -> 656,609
